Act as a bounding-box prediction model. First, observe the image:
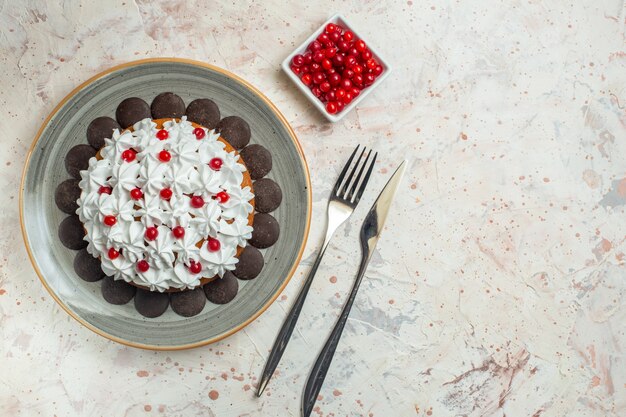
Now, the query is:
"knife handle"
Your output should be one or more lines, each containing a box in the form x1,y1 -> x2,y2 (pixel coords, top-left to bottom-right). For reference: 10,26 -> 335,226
301,255 -> 369,417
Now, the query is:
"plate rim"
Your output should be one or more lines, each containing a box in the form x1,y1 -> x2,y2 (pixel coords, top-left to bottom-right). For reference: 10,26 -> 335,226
19,57 -> 312,351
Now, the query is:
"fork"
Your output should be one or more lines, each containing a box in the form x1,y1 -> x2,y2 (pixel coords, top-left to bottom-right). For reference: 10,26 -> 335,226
256,145 -> 377,397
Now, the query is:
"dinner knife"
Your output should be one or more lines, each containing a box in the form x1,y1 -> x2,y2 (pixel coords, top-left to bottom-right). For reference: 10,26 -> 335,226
301,160 -> 407,417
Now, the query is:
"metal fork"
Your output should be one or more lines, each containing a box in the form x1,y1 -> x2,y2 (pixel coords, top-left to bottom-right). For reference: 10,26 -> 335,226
256,145 -> 377,396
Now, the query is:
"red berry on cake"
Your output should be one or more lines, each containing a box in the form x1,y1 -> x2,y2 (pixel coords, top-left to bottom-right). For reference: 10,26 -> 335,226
191,195 -> 205,208
158,150 -> 171,162
208,238 -> 221,252
188,260 -> 202,274
172,226 -> 185,239
215,191 -> 230,204
209,157 -> 223,171
108,247 -> 120,259
98,186 -> 112,195
156,129 -> 169,140
130,188 -> 143,200
121,149 -> 136,162
103,215 -> 117,226
159,188 -> 172,200
193,127 -> 205,139
145,226 -> 158,241
136,260 -> 150,272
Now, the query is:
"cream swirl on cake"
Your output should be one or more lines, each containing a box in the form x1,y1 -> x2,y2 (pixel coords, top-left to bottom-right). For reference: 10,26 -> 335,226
76,117 -> 254,292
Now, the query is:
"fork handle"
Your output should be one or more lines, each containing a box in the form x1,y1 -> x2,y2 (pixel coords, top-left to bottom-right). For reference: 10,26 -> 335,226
301,255 -> 369,417
255,241 -> 330,397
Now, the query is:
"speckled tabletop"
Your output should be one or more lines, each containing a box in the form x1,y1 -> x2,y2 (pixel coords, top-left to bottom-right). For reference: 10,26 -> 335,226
2,1 -> 625,416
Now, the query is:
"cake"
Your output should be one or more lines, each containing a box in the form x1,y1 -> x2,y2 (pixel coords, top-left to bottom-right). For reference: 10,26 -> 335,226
55,93 -> 282,318
76,117 -> 255,292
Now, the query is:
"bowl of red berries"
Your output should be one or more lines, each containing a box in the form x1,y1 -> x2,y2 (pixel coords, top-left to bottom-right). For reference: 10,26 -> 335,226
282,14 -> 391,122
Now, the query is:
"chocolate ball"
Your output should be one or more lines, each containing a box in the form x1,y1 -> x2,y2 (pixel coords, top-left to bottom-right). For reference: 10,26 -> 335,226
233,246 -> 264,280
65,144 -> 96,179
253,178 -> 282,213
101,276 -> 136,305
73,248 -> 105,282
54,178 -> 81,214
86,116 -> 120,149
185,98 -> 220,129
170,287 -> 206,317
216,116 -> 250,149
249,213 -> 279,249
204,272 -> 238,304
151,92 -> 186,120
58,216 -> 87,250
116,97 -> 151,128
240,144 -> 272,180
134,288 -> 170,318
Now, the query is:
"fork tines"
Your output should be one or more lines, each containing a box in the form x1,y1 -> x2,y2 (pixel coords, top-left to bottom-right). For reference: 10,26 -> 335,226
334,145 -> 378,206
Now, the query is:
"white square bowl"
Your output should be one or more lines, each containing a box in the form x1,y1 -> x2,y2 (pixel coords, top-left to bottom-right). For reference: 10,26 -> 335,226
281,13 -> 392,123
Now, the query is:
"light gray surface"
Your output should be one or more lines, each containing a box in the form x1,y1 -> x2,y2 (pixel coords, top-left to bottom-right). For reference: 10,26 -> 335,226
21,60 -> 310,348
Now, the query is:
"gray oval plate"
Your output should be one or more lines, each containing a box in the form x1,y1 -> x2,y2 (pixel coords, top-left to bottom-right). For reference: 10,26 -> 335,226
20,59 -> 311,350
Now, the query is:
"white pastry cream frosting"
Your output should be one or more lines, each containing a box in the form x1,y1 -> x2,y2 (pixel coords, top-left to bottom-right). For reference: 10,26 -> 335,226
77,117 -> 254,291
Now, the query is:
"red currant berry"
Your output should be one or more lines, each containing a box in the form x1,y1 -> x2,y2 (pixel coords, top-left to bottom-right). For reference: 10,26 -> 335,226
342,91 -> 354,104
337,40 -> 350,52
172,226 -> 185,239
341,78 -> 352,89
328,31 -> 340,43
364,73 -> 375,86
207,238 -> 221,252
98,186 -> 112,195
189,261 -> 202,274
310,62 -> 321,72
351,86 -> 361,97
355,40 -> 367,52
317,32 -> 329,43
348,47 -> 360,57
325,67 -> 337,75
328,73 -> 341,86
103,215 -> 117,226
362,49 -> 373,61
158,150 -> 171,162
160,188 -> 173,200
342,69 -> 355,79
145,226 -> 158,241
352,64 -> 363,74
301,64 -> 311,74
313,51 -> 325,63
308,40 -> 322,51
320,82 -> 331,93
301,73 -> 313,86
191,195 -> 205,208
136,260 -> 149,272
325,91 -> 337,102
366,58 -> 377,70
216,191 -> 230,203
336,101 -> 345,113
343,30 -> 354,42
303,52 -> 313,64
209,157 -> 223,170
156,129 -> 168,140
326,101 -> 338,114
332,54 -> 345,67
353,74 -> 364,86
311,86 -> 323,98
335,89 -> 346,100
121,149 -> 136,162
373,65 -> 383,76
108,247 -> 120,259
312,72 -> 325,84
292,63 -> 302,74
345,56 -> 357,68
130,188 -> 143,200
291,54 -> 304,66
321,58 -> 332,70
193,127 -> 206,139
325,23 -> 337,34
